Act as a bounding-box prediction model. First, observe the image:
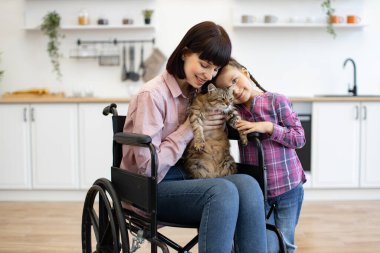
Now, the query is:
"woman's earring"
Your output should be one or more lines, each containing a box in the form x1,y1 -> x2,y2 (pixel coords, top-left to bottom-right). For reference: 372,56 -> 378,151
181,55 -> 185,61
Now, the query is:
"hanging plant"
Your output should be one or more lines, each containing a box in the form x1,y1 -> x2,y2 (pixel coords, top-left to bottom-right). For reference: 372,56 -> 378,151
40,11 -> 64,80
321,0 -> 336,38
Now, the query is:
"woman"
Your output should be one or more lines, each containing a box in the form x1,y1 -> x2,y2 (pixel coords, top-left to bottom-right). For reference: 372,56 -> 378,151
120,21 -> 267,253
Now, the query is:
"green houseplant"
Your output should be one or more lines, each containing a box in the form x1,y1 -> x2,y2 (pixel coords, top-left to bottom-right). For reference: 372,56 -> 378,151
142,9 -> 154,24
40,11 -> 64,80
321,0 -> 336,38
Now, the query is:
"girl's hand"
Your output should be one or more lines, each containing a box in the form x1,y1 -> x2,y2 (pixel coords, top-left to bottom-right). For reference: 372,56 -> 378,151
203,110 -> 225,130
235,120 -> 274,135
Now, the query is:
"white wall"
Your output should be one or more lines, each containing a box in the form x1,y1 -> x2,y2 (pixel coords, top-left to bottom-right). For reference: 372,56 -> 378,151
0,0 -> 379,98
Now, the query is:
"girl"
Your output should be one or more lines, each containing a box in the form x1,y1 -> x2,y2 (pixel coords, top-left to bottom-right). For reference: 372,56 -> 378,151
214,58 -> 306,253
120,22 -> 267,253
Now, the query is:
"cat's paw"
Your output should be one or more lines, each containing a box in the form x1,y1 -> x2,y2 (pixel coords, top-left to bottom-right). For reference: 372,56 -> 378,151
240,135 -> 248,146
194,141 -> 206,151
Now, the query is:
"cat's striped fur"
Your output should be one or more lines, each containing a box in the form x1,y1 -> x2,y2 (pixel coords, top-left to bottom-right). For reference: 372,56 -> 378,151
184,84 -> 248,179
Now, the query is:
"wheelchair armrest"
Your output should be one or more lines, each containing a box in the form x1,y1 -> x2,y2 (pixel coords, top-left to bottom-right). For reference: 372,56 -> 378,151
114,132 -> 152,147
113,132 -> 158,180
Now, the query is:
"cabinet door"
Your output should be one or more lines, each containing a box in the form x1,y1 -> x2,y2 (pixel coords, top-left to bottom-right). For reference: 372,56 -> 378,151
31,104 -> 79,189
312,103 -> 360,188
360,102 -> 380,187
78,103 -> 129,189
0,104 -> 31,189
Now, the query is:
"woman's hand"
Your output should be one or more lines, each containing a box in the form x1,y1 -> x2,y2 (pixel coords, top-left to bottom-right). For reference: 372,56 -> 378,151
235,120 -> 274,135
203,110 -> 225,131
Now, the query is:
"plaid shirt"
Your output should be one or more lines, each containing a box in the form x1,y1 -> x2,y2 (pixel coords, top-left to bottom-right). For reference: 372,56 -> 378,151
237,92 -> 306,198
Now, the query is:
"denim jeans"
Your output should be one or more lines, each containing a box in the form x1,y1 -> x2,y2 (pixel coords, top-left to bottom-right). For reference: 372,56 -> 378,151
157,163 -> 267,253
266,183 -> 304,253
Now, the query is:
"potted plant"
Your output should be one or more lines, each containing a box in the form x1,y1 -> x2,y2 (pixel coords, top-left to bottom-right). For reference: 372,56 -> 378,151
321,0 -> 336,38
40,11 -> 64,80
142,9 -> 154,25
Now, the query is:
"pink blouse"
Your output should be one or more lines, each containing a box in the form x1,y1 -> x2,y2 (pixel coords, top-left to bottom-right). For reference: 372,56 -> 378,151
120,71 -> 194,183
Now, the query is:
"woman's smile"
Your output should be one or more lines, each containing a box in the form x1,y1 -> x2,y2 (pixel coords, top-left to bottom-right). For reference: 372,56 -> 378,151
195,75 -> 207,85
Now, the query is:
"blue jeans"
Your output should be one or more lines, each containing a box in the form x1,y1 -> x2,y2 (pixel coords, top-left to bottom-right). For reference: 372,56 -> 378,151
157,163 -> 267,253
266,183 -> 304,253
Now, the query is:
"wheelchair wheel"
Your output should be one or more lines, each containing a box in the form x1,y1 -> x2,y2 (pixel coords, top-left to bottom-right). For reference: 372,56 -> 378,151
82,178 -> 129,253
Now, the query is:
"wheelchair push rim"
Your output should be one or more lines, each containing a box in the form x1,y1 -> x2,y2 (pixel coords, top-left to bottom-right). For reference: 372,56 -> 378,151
81,178 -> 129,253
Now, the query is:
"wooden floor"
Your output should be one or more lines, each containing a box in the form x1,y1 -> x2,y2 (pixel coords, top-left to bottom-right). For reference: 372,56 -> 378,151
0,201 -> 379,253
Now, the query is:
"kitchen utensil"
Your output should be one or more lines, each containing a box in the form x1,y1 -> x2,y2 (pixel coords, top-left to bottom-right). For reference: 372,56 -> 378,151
138,44 -> 145,78
128,45 -> 140,81
121,45 -> 128,81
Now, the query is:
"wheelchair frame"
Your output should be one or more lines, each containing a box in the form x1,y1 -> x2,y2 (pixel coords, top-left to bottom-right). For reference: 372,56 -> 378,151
81,103 -> 287,253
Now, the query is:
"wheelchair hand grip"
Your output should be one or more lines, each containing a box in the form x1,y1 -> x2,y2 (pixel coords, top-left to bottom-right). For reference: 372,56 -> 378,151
103,103 -> 118,116
114,132 -> 152,147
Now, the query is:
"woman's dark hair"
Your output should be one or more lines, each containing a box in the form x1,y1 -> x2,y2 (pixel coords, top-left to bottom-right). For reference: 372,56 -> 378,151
166,21 -> 232,79
208,57 -> 267,93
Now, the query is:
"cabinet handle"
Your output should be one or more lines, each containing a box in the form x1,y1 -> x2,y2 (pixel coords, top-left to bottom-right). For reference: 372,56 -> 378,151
23,108 -> 28,122
30,107 -> 35,122
362,105 -> 367,120
355,105 -> 359,120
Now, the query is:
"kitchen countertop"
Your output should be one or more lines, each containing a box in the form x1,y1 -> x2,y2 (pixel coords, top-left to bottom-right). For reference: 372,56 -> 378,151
290,96 -> 380,102
0,96 -> 131,103
1,96 -> 380,104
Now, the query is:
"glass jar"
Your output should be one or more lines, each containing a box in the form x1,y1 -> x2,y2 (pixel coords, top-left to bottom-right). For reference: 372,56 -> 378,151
78,9 -> 89,25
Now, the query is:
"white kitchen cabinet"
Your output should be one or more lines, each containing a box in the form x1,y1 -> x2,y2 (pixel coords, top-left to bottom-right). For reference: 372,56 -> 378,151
0,103 -> 79,189
312,102 -> 380,188
31,104 -> 79,189
78,103 -> 129,189
360,103 -> 380,187
0,104 -> 31,189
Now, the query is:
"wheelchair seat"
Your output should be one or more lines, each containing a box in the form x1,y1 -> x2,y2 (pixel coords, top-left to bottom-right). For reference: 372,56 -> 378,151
81,103 -> 287,253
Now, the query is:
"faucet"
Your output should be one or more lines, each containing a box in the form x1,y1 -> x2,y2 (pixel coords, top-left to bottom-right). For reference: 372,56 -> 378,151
343,58 -> 357,96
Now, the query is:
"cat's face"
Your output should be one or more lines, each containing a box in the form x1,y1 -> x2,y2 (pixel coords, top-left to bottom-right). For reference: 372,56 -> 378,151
207,84 -> 234,114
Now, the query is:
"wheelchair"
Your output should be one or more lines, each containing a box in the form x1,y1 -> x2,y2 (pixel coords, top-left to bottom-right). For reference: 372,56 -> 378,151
81,103 -> 287,253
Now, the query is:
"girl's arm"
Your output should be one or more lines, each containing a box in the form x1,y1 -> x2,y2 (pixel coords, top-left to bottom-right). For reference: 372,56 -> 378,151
235,95 -> 305,149
270,95 -> 305,149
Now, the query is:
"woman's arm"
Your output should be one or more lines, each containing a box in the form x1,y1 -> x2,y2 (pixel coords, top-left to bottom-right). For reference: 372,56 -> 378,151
128,91 -> 193,181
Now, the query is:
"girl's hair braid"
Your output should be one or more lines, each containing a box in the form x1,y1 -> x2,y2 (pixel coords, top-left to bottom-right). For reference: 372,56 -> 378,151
228,58 -> 267,92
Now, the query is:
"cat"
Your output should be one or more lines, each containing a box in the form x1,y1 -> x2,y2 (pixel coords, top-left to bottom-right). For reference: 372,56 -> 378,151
184,83 -> 248,179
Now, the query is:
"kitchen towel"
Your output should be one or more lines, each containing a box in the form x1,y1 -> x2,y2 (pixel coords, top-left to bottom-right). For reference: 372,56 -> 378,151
143,48 -> 167,82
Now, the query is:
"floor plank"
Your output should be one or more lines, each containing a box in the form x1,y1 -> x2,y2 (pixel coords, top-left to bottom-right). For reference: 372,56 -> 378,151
0,201 -> 379,252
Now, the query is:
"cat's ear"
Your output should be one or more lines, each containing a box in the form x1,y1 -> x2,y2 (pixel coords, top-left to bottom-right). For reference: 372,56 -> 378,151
208,83 -> 216,93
